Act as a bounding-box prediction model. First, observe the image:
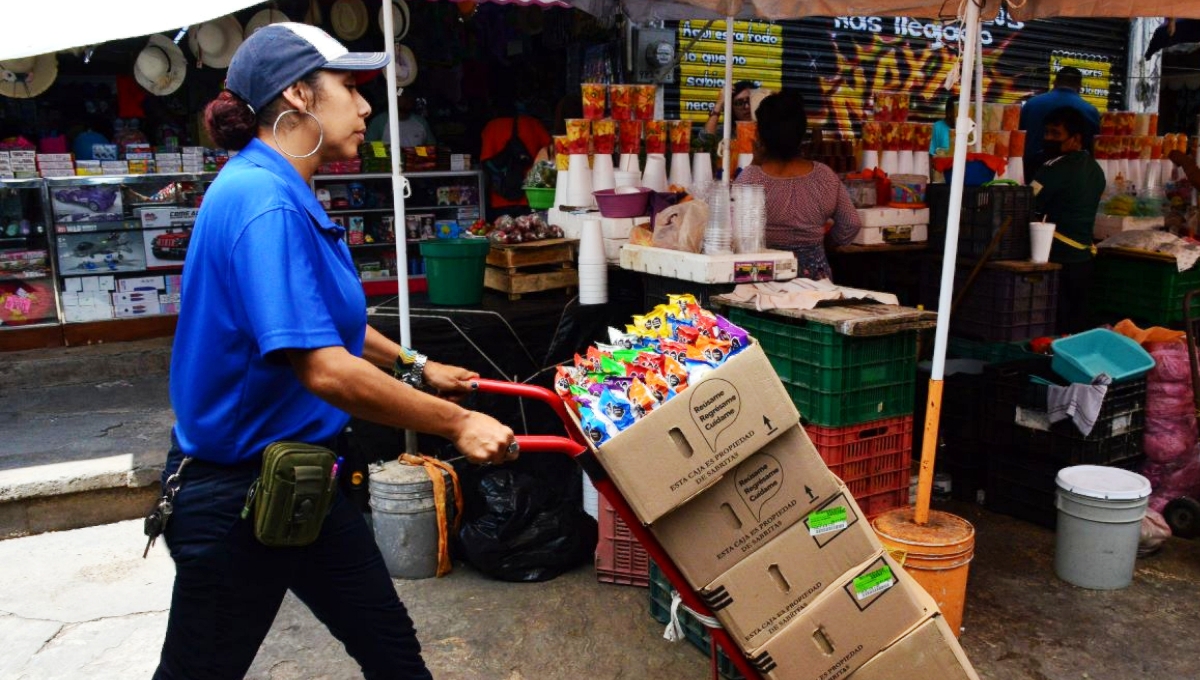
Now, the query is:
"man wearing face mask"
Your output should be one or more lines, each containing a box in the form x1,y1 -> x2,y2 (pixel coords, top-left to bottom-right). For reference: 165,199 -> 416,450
1031,106 -> 1105,334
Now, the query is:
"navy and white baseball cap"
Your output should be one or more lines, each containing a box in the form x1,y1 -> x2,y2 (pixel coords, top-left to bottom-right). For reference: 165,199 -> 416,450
226,22 -> 389,112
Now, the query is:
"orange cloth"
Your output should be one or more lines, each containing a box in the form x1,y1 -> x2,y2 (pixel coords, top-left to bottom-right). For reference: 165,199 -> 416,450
1112,318 -> 1186,345
931,152 -> 1008,176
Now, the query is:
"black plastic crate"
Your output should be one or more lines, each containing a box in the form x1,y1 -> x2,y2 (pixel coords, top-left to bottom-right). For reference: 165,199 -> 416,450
951,265 -> 1060,341
939,459 -> 988,503
928,183 -> 1034,261
986,451 -> 1145,528
986,358 -> 1147,445
648,561 -> 744,680
641,274 -> 736,312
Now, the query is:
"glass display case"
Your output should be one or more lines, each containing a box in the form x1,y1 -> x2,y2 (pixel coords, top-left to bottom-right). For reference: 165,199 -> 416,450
311,171 -> 484,296
46,173 -> 215,323
0,179 -> 57,330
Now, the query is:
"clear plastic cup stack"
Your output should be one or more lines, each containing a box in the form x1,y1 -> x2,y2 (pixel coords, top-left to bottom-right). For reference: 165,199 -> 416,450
703,183 -> 733,255
731,183 -> 766,254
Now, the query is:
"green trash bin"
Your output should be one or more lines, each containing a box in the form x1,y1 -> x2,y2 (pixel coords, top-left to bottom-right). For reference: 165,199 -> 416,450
418,238 -> 491,305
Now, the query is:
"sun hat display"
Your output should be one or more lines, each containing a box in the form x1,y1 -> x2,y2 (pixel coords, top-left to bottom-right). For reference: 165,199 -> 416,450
304,0 -> 323,26
135,34 -> 187,96
244,9 -> 290,38
394,44 -> 418,88
188,16 -> 243,69
0,53 -> 58,99
330,0 -> 369,41
226,23 -> 389,112
378,0 -> 410,41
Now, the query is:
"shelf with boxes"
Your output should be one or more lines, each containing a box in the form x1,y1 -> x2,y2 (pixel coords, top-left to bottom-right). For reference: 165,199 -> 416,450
311,171 -> 484,296
0,179 -> 57,330
45,173 -> 212,323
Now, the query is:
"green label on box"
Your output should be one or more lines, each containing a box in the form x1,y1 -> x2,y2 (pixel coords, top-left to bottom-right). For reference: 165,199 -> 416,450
807,506 -> 848,536
853,566 -> 896,601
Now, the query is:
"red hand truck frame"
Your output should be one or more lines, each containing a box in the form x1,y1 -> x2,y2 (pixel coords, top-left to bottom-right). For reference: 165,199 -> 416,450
473,378 -> 764,680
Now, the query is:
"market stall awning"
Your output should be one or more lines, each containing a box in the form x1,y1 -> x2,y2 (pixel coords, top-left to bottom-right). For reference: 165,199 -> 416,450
0,0 -> 270,61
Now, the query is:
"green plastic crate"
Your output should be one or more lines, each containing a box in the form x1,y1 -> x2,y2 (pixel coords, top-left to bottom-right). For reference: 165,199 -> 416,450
947,336 -> 1040,364
729,307 -> 918,426
647,561 -> 744,680
1090,254 -> 1200,328
727,308 -> 917,392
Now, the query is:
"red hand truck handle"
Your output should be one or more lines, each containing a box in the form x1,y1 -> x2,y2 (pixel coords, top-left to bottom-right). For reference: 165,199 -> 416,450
474,377 -> 764,680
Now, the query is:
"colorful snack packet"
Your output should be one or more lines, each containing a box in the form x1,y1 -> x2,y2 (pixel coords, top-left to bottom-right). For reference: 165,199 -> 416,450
684,358 -> 717,384
635,351 -> 665,373
675,323 -> 701,345
632,309 -> 672,338
714,315 -> 750,352
555,365 -> 581,399
662,355 -> 690,392
643,369 -> 675,404
667,293 -> 699,316
604,375 -> 634,394
658,339 -> 691,363
599,389 -> 636,430
574,352 -> 600,374
579,405 -> 620,446
627,378 -> 659,419
608,327 -> 641,350
599,354 -> 627,376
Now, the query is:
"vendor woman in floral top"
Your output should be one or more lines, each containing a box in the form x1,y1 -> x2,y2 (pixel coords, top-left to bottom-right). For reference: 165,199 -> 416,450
734,90 -> 861,280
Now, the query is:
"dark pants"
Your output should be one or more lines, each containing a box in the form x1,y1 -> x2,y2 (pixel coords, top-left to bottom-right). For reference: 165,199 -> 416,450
153,445 -> 432,680
1057,258 -> 1095,335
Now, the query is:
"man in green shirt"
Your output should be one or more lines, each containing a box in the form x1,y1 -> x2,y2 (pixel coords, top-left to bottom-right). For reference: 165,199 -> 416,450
1031,106 -> 1105,334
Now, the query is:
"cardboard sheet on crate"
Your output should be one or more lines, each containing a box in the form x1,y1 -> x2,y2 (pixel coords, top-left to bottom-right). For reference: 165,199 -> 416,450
569,341 -> 800,525
699,487 -> 884,653
746,551 -> 939,679
716,297 -> 937,337
1094,215 -> 1164,241
620,243 -> 798,284
649,424 -> 844,589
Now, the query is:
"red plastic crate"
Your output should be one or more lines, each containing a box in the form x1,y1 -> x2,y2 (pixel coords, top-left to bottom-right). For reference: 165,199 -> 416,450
806,416 -> 914,469
859,488 -> 909,518
596,494 -> 650,587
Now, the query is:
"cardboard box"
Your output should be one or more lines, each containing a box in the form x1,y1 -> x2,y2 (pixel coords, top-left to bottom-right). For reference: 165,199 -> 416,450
650,425 -> 844,589
699,487 -> 884,651
747,552 -> 938,679
1093,214 -> 1163,241
117,276 -> 164,292
56,231 -> 146,274
143,228 -> 192,267
581,342 -> 801,525
620,243 -> 798,284
856,207 -> 930,228
852,222 -> 928,246
847,615 -> 979,680
50,184 -> 124,222
138,207 -> 198,229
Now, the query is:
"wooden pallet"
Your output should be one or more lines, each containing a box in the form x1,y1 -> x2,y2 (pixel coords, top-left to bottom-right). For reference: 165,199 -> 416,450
486,238 -> 578,269
484,238 -> 580,299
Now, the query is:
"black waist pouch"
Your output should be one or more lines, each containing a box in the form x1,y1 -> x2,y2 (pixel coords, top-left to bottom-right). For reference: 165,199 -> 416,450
247,441 -> 338,547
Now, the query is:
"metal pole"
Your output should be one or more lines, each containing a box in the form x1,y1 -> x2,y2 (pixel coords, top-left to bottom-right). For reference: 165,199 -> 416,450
379,4 -> 419,455
915,0 -> 982,526
722,15 -> 734,185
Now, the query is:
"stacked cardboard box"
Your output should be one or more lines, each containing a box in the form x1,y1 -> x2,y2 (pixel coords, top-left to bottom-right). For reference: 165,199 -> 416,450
574,340 -> 978,679
37,153 -> 76,178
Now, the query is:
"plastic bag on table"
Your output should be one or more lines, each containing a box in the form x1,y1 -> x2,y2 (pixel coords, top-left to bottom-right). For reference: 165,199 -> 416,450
457,467 -> 598,582
651,199 -> 708,254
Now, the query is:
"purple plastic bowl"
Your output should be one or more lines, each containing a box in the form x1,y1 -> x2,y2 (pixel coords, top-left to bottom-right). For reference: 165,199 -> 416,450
593,187 -> 653,218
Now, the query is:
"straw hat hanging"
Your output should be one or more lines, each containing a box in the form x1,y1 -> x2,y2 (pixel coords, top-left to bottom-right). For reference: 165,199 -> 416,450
188,16 -> 243,69
244,8 -> 289,38
331,0 -> 369,41
395,44 -> 418,88
135,34 -> 187,96
0,54 -> 58,99
378,0 -> 410,41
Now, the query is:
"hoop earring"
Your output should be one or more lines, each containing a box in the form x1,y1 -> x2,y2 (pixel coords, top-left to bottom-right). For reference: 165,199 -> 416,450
272,109 -> 324,159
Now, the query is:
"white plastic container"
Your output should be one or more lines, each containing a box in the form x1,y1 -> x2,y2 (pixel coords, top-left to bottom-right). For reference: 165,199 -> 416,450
1029,221 -> 1055,264
1054,465 -> 1151,590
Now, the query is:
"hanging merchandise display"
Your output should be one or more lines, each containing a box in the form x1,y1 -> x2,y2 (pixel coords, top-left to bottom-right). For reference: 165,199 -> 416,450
134,34 -> 187,96
394,43 -> 418,88
331,0 -> 370,41
188,15 -> 243,69
379,0 -> 411,41
243,8 -> 289,39
0,54 -> 58,99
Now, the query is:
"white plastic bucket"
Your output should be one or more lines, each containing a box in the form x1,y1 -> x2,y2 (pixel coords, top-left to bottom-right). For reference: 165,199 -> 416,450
1054,465 -> 1151,590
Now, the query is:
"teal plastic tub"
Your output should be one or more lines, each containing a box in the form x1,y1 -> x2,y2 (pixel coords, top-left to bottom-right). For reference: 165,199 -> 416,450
1050,329 -> 1155,384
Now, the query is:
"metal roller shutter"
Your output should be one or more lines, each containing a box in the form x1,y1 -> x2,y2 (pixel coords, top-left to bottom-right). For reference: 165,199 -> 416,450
665,12 -> 1129,133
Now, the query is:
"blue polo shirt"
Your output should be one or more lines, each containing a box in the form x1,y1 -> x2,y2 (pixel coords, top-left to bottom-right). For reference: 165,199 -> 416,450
170,139 -> 367,464
1019,87 -> 1101,161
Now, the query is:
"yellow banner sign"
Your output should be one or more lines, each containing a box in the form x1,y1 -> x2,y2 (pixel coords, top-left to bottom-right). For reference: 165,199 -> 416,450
676,20 -> 785,123
1050,53 -> 1113,111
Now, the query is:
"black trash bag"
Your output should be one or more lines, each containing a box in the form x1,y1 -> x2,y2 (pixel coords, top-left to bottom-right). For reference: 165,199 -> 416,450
458,467 -> 598,582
